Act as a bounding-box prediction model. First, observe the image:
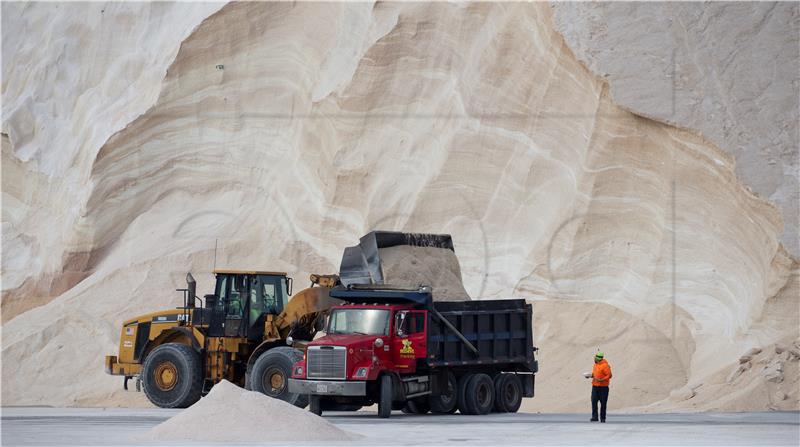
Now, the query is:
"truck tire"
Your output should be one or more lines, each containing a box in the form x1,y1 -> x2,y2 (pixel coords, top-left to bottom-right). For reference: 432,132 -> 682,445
465,373 -> 494,415
249,347 -> 308,408
430,371 -> 458,414
141,343 -> 203,408
378,375 -> 393,418
403,399 -> 431,414
310,395 -> 322,416
495,374 -> 523,413
325,403 -> 362,411
456,373 -> 475,415
493,374 -> 508,412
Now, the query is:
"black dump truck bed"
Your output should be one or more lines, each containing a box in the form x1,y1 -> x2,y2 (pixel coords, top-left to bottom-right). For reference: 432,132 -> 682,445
428,299 -> 536,372
329,287 -> 537,373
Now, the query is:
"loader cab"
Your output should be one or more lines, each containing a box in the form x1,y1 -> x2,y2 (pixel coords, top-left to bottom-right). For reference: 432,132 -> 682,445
207,270 -> 293,340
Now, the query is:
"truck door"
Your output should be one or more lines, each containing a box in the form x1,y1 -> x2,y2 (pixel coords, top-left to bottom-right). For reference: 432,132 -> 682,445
392,310 -> 427,372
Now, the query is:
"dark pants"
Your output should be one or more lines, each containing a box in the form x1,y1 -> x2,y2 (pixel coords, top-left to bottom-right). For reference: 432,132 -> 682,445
591,386 -> 609,421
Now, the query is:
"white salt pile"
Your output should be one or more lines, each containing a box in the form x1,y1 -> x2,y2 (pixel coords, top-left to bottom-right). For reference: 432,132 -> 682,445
143,380 -> 358,443
378,245 -> 471,301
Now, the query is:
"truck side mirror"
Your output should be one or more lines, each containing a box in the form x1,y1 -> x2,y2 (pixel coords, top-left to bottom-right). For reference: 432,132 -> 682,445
395,311 -> 408,337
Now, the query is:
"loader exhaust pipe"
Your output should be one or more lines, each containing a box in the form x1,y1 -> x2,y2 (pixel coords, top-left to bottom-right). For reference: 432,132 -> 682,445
186,273 -> 197,308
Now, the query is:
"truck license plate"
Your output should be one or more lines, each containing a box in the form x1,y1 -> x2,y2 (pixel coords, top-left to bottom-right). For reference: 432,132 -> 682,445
316,383 -> 328,393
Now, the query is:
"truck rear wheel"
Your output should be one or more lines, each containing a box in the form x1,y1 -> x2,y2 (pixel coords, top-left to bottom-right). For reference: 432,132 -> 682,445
249,347 -> 308,408
465,373 -> 494,415
378,375 -> 393,418
456,373 -> 475,415
430,371 -> 458,414
141,343 -> 203,408
494,373 -> 522,413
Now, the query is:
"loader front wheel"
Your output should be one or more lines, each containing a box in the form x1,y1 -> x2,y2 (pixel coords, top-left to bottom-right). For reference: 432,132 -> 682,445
249,347 -> 308,408
142,343 -> 203,408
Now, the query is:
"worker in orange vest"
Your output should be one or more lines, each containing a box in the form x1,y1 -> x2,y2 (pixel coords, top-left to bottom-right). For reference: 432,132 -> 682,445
587,351 -> 612,422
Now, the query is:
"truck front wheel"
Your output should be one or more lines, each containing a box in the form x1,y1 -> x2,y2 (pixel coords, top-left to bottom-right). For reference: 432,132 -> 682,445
249,347 -> 308,408
378,375 -> 393,418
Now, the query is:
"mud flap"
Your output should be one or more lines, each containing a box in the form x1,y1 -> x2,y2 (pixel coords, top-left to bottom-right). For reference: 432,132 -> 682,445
522,374 -> 535,398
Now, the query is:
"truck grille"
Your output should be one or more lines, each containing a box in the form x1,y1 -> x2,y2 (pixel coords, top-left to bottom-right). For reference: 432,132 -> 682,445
307,346 -> 346,380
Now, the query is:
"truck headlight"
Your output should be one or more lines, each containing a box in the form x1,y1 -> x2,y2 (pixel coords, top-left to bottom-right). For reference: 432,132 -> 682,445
294,366 -> 304,376
355,367 -> 368,378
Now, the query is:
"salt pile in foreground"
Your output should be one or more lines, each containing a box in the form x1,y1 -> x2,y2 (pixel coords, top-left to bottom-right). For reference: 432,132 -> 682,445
143,380 -> 357,443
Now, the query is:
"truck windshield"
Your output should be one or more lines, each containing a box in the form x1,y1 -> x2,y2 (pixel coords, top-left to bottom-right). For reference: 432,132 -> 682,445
328,309 -> 390,335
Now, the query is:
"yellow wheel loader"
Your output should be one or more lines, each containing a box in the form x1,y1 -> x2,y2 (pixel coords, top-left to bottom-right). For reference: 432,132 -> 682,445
104,231 -> 454,408
104,270 -> 342,408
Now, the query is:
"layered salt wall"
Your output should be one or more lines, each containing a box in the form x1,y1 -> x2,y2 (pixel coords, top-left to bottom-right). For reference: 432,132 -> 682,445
2,2 -> 797,411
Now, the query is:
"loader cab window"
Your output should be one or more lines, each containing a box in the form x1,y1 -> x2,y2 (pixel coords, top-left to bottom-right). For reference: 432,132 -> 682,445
263,283 -> 277,313
258,275 -> 288,315
244,275 -> 288,341
214,275 -> 228,310
228,276 -> 244,317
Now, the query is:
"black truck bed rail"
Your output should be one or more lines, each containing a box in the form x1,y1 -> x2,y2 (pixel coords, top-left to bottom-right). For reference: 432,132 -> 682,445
428,299 -> 536,372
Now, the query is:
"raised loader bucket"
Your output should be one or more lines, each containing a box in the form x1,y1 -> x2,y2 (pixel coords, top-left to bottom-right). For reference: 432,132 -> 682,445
339,231 -> 454,287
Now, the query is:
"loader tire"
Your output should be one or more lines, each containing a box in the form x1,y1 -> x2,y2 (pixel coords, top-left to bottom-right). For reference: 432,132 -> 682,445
141,343 -> 203,408
494,373 -> 522,413
249,347 -> 308,408
378,375 -> 393,418
465,373 -> 495,415
430,370 -> 458,414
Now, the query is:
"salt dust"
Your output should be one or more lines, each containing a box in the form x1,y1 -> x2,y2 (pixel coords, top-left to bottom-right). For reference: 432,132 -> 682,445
143,380 -> 358,443
378,245 -> 471,301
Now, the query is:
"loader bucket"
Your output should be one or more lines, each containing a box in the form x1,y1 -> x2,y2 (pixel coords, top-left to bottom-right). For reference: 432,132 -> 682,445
339,231 -> 455,287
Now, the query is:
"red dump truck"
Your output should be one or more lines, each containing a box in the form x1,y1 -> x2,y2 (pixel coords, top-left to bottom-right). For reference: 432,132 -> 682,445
288,286 -> 538,418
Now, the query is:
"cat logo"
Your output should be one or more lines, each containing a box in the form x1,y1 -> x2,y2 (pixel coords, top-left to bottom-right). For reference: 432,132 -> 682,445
400,340 -> 415,355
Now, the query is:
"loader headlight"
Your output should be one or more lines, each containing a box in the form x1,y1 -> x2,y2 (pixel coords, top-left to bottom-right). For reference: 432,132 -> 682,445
355,367 -> 368,378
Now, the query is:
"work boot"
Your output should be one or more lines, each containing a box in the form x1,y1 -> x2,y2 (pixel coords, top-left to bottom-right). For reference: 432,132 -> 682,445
600,419 -> 606,423
590,418 -> 599,422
